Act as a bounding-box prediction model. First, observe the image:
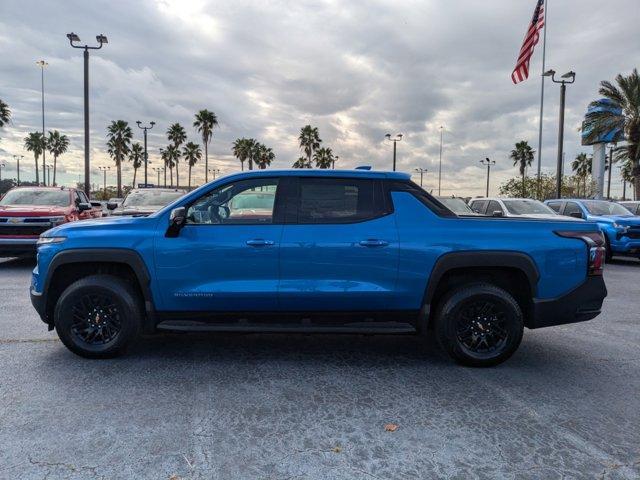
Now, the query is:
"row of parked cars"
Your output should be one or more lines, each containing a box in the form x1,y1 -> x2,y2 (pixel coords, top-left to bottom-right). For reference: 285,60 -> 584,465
0,186 -> 186,256
437,196 -> 640,261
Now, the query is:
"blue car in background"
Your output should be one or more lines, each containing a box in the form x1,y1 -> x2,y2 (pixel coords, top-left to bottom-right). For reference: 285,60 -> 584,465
545,199 -> 640,261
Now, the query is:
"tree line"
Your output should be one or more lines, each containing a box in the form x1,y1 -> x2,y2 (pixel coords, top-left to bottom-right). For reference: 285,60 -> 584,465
1,68 -> 638,198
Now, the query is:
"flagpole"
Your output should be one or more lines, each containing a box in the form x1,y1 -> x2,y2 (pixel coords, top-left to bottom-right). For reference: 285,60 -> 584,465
536,0 -> 548,198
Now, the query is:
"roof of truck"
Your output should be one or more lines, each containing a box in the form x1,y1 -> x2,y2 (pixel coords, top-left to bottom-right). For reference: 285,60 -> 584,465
217,169 -> 411,181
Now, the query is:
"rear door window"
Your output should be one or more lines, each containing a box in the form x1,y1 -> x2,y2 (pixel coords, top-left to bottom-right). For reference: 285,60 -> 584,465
296,178 -> 385,224
470,200 -> 487,214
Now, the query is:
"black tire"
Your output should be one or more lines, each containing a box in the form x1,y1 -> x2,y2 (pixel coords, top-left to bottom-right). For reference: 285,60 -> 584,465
54,275 -> 142,359
433,283 -> 524,367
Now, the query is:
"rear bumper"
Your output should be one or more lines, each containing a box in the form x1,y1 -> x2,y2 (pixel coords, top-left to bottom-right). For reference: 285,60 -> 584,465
529,275 -> 607,329
0,237 -> 38,256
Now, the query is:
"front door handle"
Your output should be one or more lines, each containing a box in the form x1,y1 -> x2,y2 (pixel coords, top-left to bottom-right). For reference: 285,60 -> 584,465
246,239 -> 275,247
359,239 -> 389,247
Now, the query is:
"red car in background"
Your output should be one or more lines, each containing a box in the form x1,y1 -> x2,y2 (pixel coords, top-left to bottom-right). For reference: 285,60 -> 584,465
0,187 -> 103,256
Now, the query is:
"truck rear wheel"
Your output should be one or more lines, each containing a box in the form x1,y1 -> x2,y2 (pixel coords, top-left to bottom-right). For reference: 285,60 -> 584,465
433,283 -> 523,367
54,275 -> 141,359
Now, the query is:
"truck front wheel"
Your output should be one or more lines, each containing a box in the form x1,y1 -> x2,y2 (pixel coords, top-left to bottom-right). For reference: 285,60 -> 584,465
433,283 -> 524,367
54,275 -> 142,359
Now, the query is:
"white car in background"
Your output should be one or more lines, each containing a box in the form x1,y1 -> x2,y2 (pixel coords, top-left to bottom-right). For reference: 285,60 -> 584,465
468,197 -> 582,220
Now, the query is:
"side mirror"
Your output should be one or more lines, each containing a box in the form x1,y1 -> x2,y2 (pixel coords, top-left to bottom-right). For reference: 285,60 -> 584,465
107,201 -> 118,210
492,210 -> 503,217
78,202 -> 92,212
166,207 -> 187,237
569,211 -> 583,219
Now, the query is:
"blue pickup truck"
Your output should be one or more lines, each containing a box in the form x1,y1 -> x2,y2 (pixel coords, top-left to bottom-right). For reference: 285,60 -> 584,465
545,199 -> 640,261
31,170 -> 607,366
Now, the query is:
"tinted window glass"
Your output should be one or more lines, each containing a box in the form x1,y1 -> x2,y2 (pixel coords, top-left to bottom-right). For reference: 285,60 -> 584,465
297,178 -> 380,224
563,202 -> 583,218
583,200 -> 632,216
487,200 -> 503,215
503,199 -> 555,215
187,178 -> 279,225
547,202 -> 561,212
470,200 -> 487,214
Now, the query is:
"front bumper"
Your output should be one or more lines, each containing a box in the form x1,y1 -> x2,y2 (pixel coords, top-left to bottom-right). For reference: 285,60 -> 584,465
0,237 -> 38,256
529,275 -> 607,329
30,286 -> 48,324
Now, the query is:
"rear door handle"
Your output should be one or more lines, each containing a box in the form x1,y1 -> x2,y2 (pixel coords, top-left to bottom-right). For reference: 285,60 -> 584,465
246,239 -> 275,247
359,239 -> 389,247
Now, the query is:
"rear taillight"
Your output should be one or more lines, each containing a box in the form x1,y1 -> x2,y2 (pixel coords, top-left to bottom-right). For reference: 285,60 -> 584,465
555,230 -> 605,276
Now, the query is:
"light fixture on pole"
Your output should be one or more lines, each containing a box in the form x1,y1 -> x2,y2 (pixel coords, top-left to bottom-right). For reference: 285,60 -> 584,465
333,155 -> 339,170
384,133 -> 403,171
208,168 -> 221,180
479,158 -> 496,197
414,168 -> 428,187
543,69 -> 576,198
36,60 -> 48,185
98,166 -> 110,196
67,32 -> 108,198
136,120 -> 155,187
13,155 -> 24,185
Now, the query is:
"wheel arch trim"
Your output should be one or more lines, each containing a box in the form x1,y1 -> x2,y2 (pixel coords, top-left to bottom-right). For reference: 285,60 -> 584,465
423,251 -> 540,307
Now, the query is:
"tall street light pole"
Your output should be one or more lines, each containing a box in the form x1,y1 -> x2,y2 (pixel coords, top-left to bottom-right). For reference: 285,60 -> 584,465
208,168 -> 220,180
98,166 -> 110,197
13,155 -> 23,186
333,155 -> 338,170
36,60 -> 48,185
67,32 -> 108,198
438,126 -> 444,195
45,164 -> 53,186
414,168 -> 428,187
544,69 -> 576,199
136,121 -> 155,187
479,158 -> 496,197
153,167 -> 163,186
384,133 -> 403,171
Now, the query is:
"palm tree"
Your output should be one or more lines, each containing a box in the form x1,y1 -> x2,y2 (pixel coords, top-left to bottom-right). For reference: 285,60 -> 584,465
164,144 -> 180,187
510,140 -> 535,197
313,147 -> 334,169
292,157 -> 312,168
583,69 -> 640,199
130,143 -> 144,188
106,120 -> 133,197
46,130 -> 70,186
620,159 -> 635,200
254,143 -> 275,170
571,153 -> 592,197
299,125 -> 321,166
232,138 -> 251,171
167,123 -> 187,187
0,99 -> 10,135
183,142 -> 202,189
193,110 -> 218,181
24,132 -> 45,185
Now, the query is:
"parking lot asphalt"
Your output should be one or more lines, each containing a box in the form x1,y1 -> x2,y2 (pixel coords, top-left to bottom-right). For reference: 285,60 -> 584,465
0,257 -> 639,480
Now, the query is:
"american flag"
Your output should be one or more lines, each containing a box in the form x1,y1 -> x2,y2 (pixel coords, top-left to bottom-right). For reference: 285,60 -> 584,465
511,0 -> 545,84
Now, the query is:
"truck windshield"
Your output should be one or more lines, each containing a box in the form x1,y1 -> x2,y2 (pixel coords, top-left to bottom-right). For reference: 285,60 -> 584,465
583,200 -> 632,216
503,199 -> 555,215
0,189 -> 70,207
122,190 -> 185,207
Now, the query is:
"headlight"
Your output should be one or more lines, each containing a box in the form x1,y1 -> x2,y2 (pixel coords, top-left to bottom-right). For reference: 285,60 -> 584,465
37,236 -> 67,245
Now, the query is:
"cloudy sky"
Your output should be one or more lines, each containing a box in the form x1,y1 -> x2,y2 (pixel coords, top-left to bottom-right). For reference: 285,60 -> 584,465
0,0 -> 638,196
